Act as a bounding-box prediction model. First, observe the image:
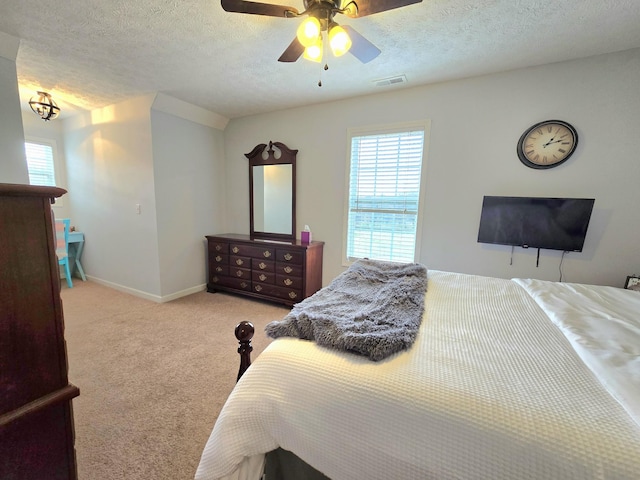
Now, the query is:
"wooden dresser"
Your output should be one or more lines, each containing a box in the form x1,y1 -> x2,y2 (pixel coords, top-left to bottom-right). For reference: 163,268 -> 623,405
0,184 -> 80,480
206,233 -> 324,306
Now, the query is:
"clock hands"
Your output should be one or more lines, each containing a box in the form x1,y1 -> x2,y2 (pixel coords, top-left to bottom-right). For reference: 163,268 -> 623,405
542,129 -> 570,148
542,137 -> 563,148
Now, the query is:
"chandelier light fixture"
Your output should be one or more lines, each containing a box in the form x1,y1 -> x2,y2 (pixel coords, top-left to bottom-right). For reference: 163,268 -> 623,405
29,91 -> 60,121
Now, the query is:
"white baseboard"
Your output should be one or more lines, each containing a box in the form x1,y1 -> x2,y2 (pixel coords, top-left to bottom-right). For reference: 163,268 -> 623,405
85,275 -> 207,303
158,284 -> 208,303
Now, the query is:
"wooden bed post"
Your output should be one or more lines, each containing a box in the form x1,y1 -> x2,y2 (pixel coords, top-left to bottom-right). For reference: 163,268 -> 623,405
235,321 -> 254,382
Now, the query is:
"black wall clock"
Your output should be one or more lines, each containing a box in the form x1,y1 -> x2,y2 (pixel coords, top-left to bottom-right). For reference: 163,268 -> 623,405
517,120 -> 578,169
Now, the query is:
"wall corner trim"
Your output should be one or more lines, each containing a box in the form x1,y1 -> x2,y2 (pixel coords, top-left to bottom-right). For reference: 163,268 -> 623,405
0,31 -> 20,61
152,93 -> 229,131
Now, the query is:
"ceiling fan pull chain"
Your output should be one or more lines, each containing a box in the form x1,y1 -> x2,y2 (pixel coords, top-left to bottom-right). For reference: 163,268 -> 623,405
318,61 -> 329,87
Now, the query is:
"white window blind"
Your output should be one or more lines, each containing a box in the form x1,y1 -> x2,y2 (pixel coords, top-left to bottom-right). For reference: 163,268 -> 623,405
346,128 -> 425,263
25,141 -> 57,186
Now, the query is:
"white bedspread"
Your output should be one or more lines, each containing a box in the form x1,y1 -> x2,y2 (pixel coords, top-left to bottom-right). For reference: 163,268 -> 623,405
195,271 -> 640,480
513,278 -> 640,427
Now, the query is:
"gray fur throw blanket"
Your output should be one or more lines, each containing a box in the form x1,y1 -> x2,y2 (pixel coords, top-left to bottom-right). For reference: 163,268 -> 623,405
265,259 -> 428,361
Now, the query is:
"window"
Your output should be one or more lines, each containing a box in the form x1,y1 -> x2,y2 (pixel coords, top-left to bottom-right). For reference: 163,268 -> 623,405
25,139 -> 57,187
344,124 -> 427,264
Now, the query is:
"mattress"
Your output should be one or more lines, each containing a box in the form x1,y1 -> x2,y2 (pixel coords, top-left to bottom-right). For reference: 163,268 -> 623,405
195,270 -> 640,480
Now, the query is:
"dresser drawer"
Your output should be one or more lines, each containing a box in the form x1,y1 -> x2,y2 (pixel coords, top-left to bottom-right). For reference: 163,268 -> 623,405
230,255 -> 251,268
230,243 -> 276,260
212,275 -> 251,291
211,253 -> 229,265
252,283 -> 301,302
229,267 -> 252,279
275,263 -> 302,277
276,248 -> 303,264
276,274 -> 302,289
252,270 -> 275,284
252,259 -> 275,272
211,264 -> 229,276
209,241 -> 229,254
209,273 -> 225,285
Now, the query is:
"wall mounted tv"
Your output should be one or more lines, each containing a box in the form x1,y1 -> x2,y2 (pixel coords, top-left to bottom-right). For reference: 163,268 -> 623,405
477,196 -> 595,252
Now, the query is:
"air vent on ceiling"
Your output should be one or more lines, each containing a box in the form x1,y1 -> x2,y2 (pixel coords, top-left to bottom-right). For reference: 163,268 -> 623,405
373,75 -> 407,87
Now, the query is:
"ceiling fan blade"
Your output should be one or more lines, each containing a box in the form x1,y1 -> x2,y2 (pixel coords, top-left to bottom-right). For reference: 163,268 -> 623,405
341,0 -> 422,18
343,25 -> 380,63
278,37 -> 305,62
221,0 -> 299,17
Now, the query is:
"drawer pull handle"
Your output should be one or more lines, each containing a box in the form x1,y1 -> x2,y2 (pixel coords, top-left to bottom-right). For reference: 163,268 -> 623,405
212,276 -> 219,283
284,278 -> 293,286
259,274 -> 267,281
255,285 -> 263,292
215,245 -> 222,251
259,262 -> 267,270
236,259 -> 244,266
288,292 -> 297,299
232,246 -> 239,254
236,270 -> 244,277
240,282 -> 248,289
263,250 -> 272,258
215,255 -> 222,262
216,267 -> 222,272
284,253 -> 293,261
284,266 -> 293,274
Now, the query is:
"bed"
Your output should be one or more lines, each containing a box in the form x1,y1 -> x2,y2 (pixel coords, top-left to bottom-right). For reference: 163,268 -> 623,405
195,262 -> 640,480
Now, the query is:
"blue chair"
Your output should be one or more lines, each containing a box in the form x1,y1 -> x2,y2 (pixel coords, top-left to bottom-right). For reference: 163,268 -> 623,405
55,218 -> 73,288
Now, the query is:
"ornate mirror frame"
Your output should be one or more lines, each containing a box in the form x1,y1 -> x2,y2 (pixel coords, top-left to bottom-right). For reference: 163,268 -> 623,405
246,141 -> 297,242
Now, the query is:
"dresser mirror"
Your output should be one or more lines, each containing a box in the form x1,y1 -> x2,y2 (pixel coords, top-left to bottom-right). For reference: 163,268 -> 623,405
246,141 -> 297,241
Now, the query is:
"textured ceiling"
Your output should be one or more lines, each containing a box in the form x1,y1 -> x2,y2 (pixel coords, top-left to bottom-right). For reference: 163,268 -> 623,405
2,0 -> 640,120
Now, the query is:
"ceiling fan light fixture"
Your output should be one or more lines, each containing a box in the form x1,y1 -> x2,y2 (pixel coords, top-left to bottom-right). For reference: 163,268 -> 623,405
296,17 -> 321,47
303,36 -> 323,62
329,24 -> 351,57
221,0 -> 422,65
29,91 -> 60,121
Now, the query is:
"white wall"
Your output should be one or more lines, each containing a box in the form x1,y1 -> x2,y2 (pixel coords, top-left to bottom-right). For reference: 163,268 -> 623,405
0,32 -> 28,184
150,109 -> 226,298
14,86 -> 228,301
63,95 -> 163,297
56,94 -> 228,301
224,48 -> 640,288
16,47 -> 640,296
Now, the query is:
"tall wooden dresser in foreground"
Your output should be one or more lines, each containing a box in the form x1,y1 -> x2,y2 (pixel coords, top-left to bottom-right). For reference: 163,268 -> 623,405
206,233 -> 324,306
0,184 -> 80,480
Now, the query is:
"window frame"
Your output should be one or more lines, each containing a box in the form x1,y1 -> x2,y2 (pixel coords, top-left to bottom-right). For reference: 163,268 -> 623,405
342,120 -> 430,266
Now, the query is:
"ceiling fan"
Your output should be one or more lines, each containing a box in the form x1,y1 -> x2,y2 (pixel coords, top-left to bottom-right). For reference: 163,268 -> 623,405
220,0 -> 423,64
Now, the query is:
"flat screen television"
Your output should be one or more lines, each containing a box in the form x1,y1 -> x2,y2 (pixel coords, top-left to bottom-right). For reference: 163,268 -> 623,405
477,196 -> 595,252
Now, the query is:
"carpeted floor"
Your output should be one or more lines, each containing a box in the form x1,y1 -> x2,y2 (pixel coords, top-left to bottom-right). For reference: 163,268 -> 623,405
61,280 -> 289,480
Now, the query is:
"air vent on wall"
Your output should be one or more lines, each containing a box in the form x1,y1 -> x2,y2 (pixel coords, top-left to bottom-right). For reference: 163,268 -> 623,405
373,74 -> 407,87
